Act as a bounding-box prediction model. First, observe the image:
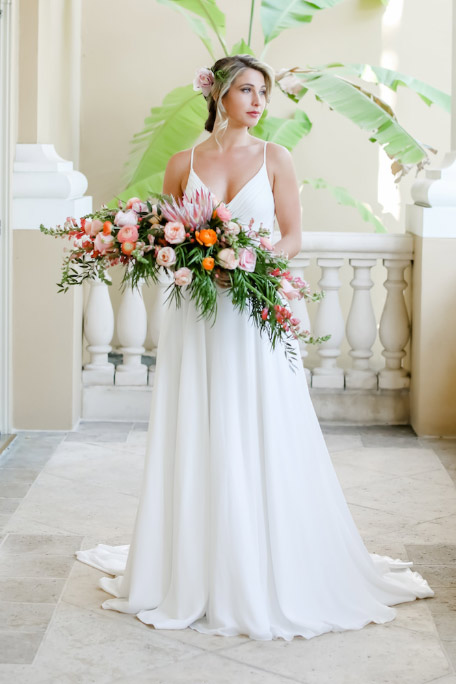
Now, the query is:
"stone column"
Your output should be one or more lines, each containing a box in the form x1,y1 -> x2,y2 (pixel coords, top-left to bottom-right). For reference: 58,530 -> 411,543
406,0 -> 456,436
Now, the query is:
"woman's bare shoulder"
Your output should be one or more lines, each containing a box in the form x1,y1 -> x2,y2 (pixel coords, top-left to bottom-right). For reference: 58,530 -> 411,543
266,141 -> 292,162
165,148 -> 193,173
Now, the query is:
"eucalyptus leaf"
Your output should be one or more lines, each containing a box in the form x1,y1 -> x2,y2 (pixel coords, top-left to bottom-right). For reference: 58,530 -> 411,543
261,0 -> 345,44
301,178 -> 388,233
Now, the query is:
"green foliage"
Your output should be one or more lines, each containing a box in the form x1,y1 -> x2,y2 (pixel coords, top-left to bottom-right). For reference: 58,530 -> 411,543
260,0 -> 345,44
156,0 -> 227,54
301,178 -> 388,233
251,109 -> 312,149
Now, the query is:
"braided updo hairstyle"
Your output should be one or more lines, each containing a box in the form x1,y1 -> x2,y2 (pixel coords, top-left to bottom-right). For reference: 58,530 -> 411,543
203,54 -> 275,139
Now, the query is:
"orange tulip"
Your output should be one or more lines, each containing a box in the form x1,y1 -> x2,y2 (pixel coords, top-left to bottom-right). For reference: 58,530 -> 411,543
202,256 -> 215,271
195,228 -> 217,247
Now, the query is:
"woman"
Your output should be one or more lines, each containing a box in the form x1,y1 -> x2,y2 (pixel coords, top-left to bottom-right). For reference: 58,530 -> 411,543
77,54 -> 434,641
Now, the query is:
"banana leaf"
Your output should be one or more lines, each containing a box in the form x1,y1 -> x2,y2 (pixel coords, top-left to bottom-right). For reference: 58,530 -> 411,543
301,178 -> 388,233
251,109 -> 312,149
156,0 -> 227,55
230,38 -> 254,55
156,0 -> 216,59
124,84 -> 207,190
320,62 -> 451,111
280,69 -> 429,167
261,0 -> 345,44
108,171 -> 165,209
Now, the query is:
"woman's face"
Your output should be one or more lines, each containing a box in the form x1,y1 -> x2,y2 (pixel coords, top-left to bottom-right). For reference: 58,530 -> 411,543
221,68 -> 268,128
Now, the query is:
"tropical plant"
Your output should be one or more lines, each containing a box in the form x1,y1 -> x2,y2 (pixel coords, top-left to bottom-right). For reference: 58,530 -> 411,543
111,0 -> 450,233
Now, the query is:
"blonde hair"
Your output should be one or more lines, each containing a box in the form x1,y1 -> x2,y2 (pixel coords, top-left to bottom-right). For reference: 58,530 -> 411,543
204,54 -> 274,144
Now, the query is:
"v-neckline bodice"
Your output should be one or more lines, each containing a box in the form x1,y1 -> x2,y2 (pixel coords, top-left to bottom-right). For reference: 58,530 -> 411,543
188,142 -> 268,207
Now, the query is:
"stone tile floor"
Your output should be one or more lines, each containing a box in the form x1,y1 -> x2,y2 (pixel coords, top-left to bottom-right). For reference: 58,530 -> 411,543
0,422 -> 455,683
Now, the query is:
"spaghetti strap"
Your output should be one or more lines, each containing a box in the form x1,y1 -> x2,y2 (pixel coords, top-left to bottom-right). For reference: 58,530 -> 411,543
263,140 -> 268,166
190,146 -> 195,171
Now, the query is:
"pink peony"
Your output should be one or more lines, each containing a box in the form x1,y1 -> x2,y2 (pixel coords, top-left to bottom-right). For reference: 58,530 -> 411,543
174,267 -> 193,286
164,221 -> 186,244
192,67 -> 214,97
156,246 -> 177,267
238,247 -> 257,273
94,232 -> 115,254
214,203 -> 231,222
279,277 -> 299,300
117,225 -> 139,243
217,248 -> 239,270
114,209 -> 138,227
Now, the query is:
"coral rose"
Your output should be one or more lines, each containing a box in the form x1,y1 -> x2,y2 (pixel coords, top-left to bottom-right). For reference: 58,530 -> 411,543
117,225 -> 139,243
202,256 -> 215,271
174,267 -> 193,286
195,228 -> 217,247
238,247 -> 257,273
213,204 -> 231,222
217,248 -> 239,270
156,246 -> 177,267
164,221 -> 186,244
121,241 -> 136,256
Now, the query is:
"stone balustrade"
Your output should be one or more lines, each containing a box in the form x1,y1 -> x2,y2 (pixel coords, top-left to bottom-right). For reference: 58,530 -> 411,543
82,231 -> 414,398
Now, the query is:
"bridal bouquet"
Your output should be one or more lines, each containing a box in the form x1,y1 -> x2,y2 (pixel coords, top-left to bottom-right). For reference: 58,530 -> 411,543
40,189 -> 330,367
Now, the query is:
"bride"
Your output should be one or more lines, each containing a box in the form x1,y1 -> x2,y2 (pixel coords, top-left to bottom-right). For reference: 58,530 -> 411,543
77,53 -> 434,641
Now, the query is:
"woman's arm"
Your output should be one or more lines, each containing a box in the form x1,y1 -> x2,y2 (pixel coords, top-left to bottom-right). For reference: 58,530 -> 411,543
162,150 -> 189,198
269,143 -> 303,260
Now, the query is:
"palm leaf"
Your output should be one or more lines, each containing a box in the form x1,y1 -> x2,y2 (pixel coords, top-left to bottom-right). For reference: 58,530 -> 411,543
261,0 -> 345,44
301,178 -> 388,233
251,109 -> 312,149
124,84 -> 207,189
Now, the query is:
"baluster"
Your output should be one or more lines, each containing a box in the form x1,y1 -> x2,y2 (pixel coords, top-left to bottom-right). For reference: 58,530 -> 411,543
311,257 -> 345,388
345,258 -> 378,389
82,278 -> 115,385
289,257 -> 311,384
115,279 -> 148,385
147,270 -> 173,385
378,258 -> 411,389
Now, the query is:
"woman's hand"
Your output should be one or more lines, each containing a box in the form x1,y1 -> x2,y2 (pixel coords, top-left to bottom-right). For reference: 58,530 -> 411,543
214,267 -> 232,289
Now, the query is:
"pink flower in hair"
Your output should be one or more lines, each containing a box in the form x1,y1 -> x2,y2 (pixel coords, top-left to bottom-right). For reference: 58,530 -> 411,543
193,67 -> 215,97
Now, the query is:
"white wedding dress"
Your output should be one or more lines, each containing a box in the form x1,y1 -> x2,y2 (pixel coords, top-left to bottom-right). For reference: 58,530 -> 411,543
76,141 -> 434,641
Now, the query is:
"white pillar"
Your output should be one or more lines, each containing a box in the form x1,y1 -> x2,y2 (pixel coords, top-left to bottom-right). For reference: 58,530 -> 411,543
82,279 -> 115,385
405,0 -> 456,435
115,280 -> 148,385
289,257 -> 311,384
311,257 -> 345,388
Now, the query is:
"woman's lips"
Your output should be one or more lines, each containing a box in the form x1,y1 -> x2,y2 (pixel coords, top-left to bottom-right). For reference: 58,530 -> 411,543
247,111 -> 260,117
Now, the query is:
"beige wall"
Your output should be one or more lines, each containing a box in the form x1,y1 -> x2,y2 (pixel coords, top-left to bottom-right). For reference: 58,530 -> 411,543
13,231 -> 83,430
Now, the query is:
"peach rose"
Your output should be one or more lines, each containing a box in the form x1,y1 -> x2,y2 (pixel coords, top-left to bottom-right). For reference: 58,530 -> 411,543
213,204 -> 231,222
279,277 -> 299,300
192,67 -> 214,97
94,232 -> 115,254
259,236 -> 273,251
223,221 -> 240,236
278,74 -> 303,96
84,219 -> 103,237
217,248 -> 239,270
238,247 -> 257,273
117,225 -> 139,243
174,267 -> 193,286
156,246 -> 177,267
164,221 -> 186,244
114,209 -> 138,227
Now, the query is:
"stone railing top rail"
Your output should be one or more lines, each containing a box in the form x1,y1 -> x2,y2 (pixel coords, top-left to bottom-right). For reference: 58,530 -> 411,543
274,231 -> 414,260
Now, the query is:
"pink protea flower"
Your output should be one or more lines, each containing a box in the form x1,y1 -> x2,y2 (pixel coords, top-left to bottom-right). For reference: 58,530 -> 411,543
161,188 -> 214,230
